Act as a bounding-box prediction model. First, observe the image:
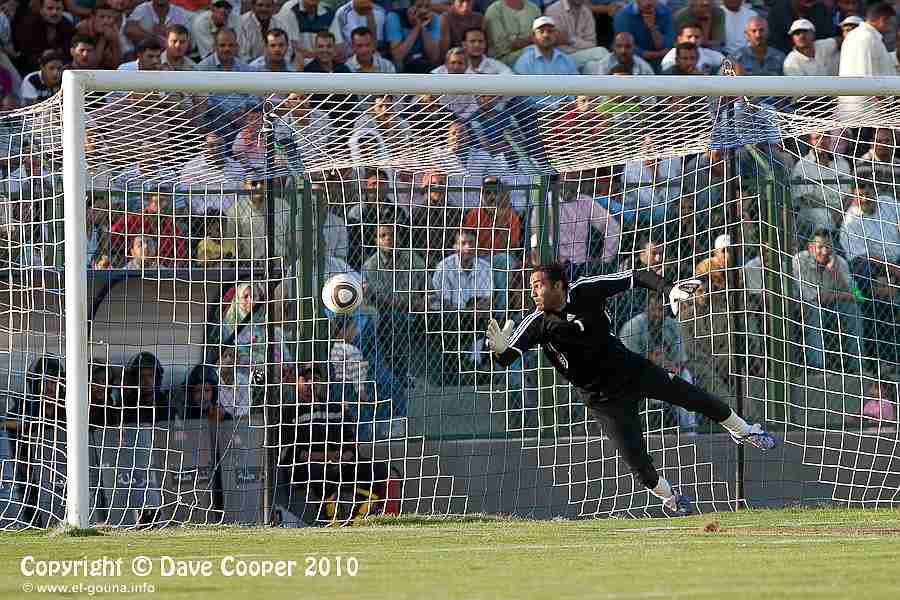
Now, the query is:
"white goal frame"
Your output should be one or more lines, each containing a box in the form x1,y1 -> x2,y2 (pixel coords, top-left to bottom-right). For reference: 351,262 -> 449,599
60,70 -> 900,528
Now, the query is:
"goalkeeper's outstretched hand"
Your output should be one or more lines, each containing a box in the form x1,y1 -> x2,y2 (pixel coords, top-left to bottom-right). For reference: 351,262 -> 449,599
486,319 -> 515,354
669,279 -> 702,317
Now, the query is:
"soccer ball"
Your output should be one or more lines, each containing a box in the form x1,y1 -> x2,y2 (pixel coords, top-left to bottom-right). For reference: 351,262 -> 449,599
321,274 -> 363,314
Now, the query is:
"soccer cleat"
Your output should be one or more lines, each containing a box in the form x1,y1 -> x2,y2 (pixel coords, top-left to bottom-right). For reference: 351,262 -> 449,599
730,423 -> 777,450
662,489 -> 695,517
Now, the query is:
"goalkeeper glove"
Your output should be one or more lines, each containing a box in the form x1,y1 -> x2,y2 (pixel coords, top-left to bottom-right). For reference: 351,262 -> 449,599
668,279 -> 702,317
486,319 -> 515,354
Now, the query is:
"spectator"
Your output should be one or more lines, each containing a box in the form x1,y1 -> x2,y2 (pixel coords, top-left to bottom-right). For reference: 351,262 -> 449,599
238,0 -> 275,63
545,0 -> 611,70
613,0 -> 675,72
622,144 -> 684,220
839,15 -> 862,42
194,212 -> 237,266
20,50 -> 64,105
839,2 -> 895,78
117,38 -> 164,70
330,0 -> 387,57
251,27 -> 294,71
109,193 -> 186,266
673,0 -> 724,49
177,130 -> 246,214
720,0 -> 757,56
192,0 -> 240,60
216,348 -> 252,419
196,28 -> 255,119
273,92 -> 333,165
660,22 -> 724,72
210,282 -> 288,368
483,0 -> 540,66
14,0 -> 75,75
75,1 -> 123,70
856,128 -> 900,190
346,169 -> 410,266
329,314 -> 370,418
767,0 -> 836,54
461,27 -> 511,73
661,41 -> 707,74
303,29 -> 351,73
430,49 -> 479,118
386,0 -> 441,73
345,26 -> 395,73
410,172 -> 464,267
21,355 -> 65,425
440,0 -> 483,51
792,130 -> 853,233
125,0 -> 192,48
352,93 -> 411,146
182,365 -> 222,422
272,0 -> 335,67
431,45 -> 466,73
793,227 -> 863,372
121,351 -> 170,424
225,179 -> 267,264
727,16 -> 785,75
839,184 -> 900,276
230,106 -> 267,175
834,0 -> 863,26
584,31 -> 655,74
782,18 -> 840,76
68,34 -> 99,70
161,24 -> 196,70
363,222 -> 428,313
513,16 -> 579,75
122,233 -> 160,270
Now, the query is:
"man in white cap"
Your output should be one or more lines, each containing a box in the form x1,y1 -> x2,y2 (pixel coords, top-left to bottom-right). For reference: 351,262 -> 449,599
783,18 -> 841,76
512,16 -> 578,75
544,0 -> 609,71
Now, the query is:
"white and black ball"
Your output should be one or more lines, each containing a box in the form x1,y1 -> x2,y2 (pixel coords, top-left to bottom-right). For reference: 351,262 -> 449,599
321,274 -> 363,314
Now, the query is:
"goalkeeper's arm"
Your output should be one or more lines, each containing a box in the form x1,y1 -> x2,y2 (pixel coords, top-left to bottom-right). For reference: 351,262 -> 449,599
487,316 -> 541,368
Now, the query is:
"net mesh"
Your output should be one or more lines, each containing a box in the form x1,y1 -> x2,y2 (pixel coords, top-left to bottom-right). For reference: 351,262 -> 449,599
1,85 -> 900,529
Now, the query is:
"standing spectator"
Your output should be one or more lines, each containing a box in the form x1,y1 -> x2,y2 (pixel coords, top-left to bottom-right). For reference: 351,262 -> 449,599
238,0 -> 275,63
117,38 -> 163,70
613,0 -> 675,72
225,179 -> 267,264
161,24 -> 196,70
545,0 -> 610,71
192,0 -> 240,59
673,0 -> 724,49
783,18 -> 840,76
14,0 -> 75,75
75,1 -> 123,70
330,0 -> 387,57
839,3 -> 895,118
483,0 -> 540,66
661,41 -> 707,74
68,34 -> 99,69
250,27 -> 295,70
345,26 -> 395,72
585,30 -> 655,74
20,50 -> 64,105
793,228 -> 863,371
459,27 -> 511,74
727,16 -> 785,75
125,0 -> 192,48
792,130 -> 853,233
272,0 -> 334,67
767,0 -> 836,54
513,16 -> 579,75
386,0 -> 442,73
660,22 -> 723,72
720,0 -> 757,56
440,0 -> 483,51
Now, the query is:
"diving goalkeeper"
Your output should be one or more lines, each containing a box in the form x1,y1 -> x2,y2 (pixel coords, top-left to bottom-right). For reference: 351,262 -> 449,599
486,262 -> 776,515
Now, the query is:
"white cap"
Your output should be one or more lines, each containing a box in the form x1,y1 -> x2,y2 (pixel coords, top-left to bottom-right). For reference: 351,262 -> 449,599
788,18 -> 815,35
532,16 -> 556,31
840,15 -> 863,27
714,234 -> 732,251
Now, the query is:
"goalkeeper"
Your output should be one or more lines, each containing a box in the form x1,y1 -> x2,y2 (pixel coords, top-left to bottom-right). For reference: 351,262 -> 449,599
486,262 -> 776,515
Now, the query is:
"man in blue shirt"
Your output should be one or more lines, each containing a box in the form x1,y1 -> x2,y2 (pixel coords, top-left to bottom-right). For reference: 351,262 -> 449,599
513,16 -> 578,75
613,0 -> 674,73
726,16 -> 785,76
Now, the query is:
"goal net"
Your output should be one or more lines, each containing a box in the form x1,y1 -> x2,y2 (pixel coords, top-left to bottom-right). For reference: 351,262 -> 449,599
1,72 -> 899,530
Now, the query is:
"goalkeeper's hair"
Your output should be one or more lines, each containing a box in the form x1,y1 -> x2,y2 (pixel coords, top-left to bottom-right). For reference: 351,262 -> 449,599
533,262 -> 569,291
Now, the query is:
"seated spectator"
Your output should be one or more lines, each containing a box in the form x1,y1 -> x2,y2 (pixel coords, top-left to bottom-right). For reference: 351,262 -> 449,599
117,38 -> 164,70
660,22 -> 724,72
75,2 -> 123,69
196,28 -> 256,121
431,228 -> 493,311
231,106 -> 266,176
125,0 -> 192,48
330,0 -> 387,58
411,172 -> 464,267
238,0 -> 275,63
721,0 -> 758,56
622,145 -> 684,220
109,138 -> 177,209
583,31 -> 655,75
792,130 -> 852,233
793,228 -> 863,371
181,365 -> 222,422
483,0 -> 540,66
661,41 -> 709,75
216,348 -> 253,419
273,92 -> 333,165
225,179 -> 268,265
545,0 -> 610,71
272,0 -> 335,67
19,355 -> 66,427
441,0 -> 483,51
673,0 -> 725,49
192,0 -> 241,60
346,169 -> 410,267
20,50 -> 64,105
363,222 -> 428,313
352,94 -> 411,146
468,94 -> 526,161
767,0 -> 836,54
177,131 -> 246,214
14,0 -> 75,75
122,233 -> 160,270
0,1 -> 20,92
613,0 -> 674,73
109,193 -> 186,266
855,128 -> 900,191
345,26 -> 395,73
250,28 -> 294,71
386,0 -> 441,73
121,351 -> 171,424
460,26 -> 511,73
782,18 -> 840,76
430,49 -> 479,119
89,363 -> 122,427
840,185 -> 900,278
513,17 -> 578,75
727,16 -> 785,76
194,212 -> 237,266
303,29 -> 351,74
840,14 -> 863,42
161,24 -> 196,70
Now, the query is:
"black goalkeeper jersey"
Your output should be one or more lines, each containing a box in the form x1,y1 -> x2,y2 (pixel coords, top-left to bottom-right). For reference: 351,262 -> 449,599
495,270 -> 671,390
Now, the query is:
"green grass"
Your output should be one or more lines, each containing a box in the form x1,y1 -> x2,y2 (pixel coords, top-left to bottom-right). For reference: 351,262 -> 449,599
2,507 -> 899,599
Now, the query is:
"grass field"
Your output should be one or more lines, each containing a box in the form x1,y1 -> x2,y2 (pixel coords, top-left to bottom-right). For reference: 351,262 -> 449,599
2,507 -> 899,599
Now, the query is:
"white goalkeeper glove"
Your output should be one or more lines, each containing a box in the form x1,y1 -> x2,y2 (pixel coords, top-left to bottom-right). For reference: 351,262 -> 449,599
486,319 -> 515,354
669,279 -> 702,317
